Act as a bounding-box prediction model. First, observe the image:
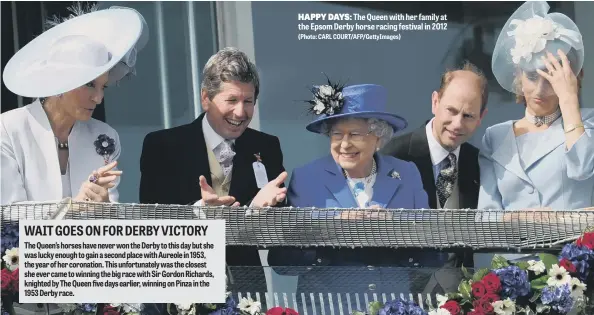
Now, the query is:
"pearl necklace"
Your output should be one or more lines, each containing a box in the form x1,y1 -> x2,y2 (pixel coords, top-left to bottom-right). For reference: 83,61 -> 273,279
342,159 -> 377,181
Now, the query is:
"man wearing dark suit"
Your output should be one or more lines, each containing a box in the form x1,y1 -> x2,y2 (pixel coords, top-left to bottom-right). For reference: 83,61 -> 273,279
381,62 -> 489,294
139,48 -> 287,312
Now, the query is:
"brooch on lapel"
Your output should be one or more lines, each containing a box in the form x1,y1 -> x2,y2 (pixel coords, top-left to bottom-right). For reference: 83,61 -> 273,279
94,134 -> 116,165
254,152 -> 262,163
389,170 -> 401,180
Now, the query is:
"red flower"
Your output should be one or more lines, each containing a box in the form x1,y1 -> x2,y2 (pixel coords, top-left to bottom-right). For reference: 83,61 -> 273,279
1,268 -> 13,293
468,311 -> 485,315
560,258 -> 577,273
266,307 -> 299,315
481,293 -> 500,304
440,300 -> 462,315
482,273 -> 501,294
473,298 -> 494,315
10,268 -> 19,292
576,232 -> 594,250
471,281 -> 487,298
103,305 -> 120,315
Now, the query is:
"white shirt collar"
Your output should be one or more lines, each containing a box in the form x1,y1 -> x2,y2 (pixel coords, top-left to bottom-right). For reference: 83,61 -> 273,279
202,114 -> 234,151
425,118 -> 460,166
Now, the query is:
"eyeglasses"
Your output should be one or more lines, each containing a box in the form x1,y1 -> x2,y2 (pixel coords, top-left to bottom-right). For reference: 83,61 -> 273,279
329,130 -> 373,142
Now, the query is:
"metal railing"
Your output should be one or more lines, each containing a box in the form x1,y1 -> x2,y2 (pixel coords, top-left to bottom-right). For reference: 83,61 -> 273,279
2,200 -> 592,251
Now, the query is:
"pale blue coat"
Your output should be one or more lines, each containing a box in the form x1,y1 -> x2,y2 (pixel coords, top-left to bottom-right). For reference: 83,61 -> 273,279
478,108 -> 594,211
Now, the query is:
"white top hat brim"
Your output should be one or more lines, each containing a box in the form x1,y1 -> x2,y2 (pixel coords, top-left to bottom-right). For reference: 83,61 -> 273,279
109,6 -> 149,52
2,8 -> 142,98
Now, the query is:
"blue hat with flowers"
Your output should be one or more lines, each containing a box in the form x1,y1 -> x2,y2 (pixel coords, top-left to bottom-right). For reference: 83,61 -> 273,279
304,79 -> 408,134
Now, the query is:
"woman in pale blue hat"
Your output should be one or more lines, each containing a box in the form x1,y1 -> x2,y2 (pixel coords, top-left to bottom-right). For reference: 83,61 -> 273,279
480,0 -> 593,212
269,81 -> 448,310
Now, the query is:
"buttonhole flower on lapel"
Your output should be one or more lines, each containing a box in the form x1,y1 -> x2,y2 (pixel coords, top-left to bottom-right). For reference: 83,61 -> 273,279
94,134 -> 116,164
254,153 -> 262,163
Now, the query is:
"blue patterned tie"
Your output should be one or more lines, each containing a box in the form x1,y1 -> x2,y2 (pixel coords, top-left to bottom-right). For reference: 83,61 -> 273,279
436,153 -> 457,207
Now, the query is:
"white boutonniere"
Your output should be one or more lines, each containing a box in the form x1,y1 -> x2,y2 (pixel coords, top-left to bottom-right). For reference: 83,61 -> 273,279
254,152 -> 262,163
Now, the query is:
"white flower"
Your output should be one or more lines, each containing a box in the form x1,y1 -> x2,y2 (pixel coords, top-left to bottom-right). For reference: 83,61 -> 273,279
57,304 -> 78,312
527,260 -> 546,275
435,294 -> 448,307
318,85 -> 334,97
330,99 -> 340,109
238,297 -> 261,315
508,16 -> 559,64
121,304 -> 142,313
175,303 -> 195,315
492,298 -> 516,315
313,99 -> 325,114
428,309 -> 451,315
570,277 -> 587,298
535,303 -> 550,314
547,264 -> 571,287
2,248 -> 19,271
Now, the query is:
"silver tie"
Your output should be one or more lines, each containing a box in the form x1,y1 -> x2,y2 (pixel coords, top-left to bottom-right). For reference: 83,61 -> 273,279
215,140 -> 235,178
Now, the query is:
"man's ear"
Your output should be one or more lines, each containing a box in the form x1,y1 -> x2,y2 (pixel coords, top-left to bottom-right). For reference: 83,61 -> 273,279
478,107 -> 488,126
431,91 -> 439,115
200,89 -> 210,112
480,107 -> 488,119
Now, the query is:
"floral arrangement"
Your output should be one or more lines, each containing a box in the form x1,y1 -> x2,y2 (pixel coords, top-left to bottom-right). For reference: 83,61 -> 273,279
426,229 -> 593,315
353,298 -> 428,315
57,303 -> 142,315
1,224 -> 19,315
304,75 -> 346,116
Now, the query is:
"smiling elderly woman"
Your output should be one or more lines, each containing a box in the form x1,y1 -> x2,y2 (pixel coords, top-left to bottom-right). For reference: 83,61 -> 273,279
268,83 -> 445,307
288,83 -> 428,212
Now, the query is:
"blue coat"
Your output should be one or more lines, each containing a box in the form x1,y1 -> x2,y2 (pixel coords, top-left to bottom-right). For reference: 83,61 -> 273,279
268,154 -> 450,296
478,108 -> 594,211
287,153 -> 429,210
